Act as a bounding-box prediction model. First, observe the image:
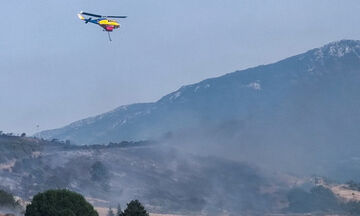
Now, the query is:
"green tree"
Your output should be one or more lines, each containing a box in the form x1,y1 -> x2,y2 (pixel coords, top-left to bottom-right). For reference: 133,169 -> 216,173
59,209 -> 76,216
25,189 -> 98,216
122,200 -> 149,216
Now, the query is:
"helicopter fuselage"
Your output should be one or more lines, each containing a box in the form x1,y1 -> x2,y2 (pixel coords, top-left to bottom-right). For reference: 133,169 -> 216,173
91,18 -> 120,32
78,14 -> 121,32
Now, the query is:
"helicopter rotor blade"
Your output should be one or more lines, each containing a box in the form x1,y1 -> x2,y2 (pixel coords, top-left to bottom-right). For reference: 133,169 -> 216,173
80,11 -> 102,18
105,15 -> 127,19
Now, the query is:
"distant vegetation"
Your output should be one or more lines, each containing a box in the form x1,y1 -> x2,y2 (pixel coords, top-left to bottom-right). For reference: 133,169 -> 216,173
0,190 -> 18,208
25,189 -> 98,216
287,186 -> 360,215
90,161 -> 109,183
63,140 -> 154,150
90,161 -> 110,191
287,186 -> 340,213
108,201 -> 149,216
0,189 -> 22,215
0,134 -> 43,163
347,180 -> 360,191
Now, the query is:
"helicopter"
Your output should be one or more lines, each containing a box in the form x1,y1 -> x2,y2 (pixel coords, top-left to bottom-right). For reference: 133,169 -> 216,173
77,11 -> 127,41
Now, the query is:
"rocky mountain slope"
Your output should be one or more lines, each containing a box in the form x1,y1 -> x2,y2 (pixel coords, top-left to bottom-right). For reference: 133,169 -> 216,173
37,40 -> 360,147
36,40 -> 360,178
37,40 -> 360,146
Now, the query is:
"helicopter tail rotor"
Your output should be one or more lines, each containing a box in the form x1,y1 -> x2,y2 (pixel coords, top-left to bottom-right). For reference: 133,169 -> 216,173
77,13 -> 85,20
78,14 -> 92,24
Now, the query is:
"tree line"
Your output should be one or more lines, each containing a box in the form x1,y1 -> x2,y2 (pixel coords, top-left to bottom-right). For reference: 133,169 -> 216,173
24,189 -> 149,216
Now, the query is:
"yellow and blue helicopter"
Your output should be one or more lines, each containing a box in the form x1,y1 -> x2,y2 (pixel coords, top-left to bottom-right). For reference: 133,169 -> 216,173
77,11 -> 127,41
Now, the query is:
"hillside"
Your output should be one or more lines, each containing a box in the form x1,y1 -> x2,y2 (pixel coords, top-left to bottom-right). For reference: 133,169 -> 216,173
0,134 -> 44,164
3,136 -> 360,215
38,39 -> 360,144
0,136 -> 284,215
36,40 -> 360,178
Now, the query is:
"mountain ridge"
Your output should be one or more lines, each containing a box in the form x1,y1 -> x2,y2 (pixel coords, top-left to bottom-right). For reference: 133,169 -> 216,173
36,39 -> 360,146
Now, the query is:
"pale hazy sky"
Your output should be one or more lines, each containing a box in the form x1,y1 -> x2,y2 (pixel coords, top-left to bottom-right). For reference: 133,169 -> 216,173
1,0 -> 360,134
